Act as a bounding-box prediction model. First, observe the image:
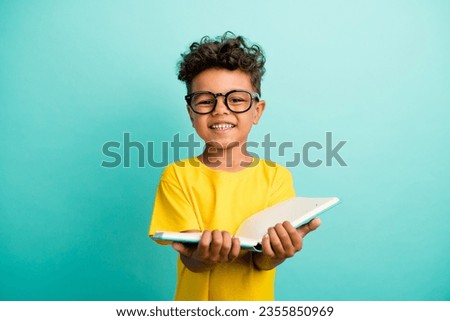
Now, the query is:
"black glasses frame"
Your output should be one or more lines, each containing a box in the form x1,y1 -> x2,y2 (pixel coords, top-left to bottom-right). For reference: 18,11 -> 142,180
185,90 -> 260,114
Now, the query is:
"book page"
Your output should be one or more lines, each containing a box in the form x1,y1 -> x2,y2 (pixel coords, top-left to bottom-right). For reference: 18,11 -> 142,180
234,197 -> 340,242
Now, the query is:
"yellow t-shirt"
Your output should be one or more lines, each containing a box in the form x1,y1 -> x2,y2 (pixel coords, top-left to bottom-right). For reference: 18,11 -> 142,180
149,157 -> 295,300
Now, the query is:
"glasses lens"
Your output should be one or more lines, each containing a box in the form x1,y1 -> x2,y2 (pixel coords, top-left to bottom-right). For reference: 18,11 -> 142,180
227,91 -> 252,112
191,93 -> 215,113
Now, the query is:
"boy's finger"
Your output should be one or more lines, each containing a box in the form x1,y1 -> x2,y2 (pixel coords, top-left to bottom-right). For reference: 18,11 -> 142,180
274,223 -> 295,257
219,231 -> 232,262
297,218 -> 321,238
276,222 -> 301,256
261,233 -> 275,258
172,242 -> 192,257
282,221 -> 302,252
209,230 -> 223,261
228,237 -> 240,261
268,226 -> 284,257
197,230 -> 212,259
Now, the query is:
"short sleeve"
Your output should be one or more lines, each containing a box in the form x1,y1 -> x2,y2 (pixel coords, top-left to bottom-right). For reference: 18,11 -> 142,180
268,165 -> 296,207
148,168 -> 200,236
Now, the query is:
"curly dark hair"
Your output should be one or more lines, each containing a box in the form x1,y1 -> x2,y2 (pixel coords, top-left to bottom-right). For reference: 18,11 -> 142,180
177,32 -> 266,95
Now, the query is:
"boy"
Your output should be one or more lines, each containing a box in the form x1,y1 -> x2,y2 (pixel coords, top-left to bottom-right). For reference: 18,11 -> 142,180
149,32 -> 320,300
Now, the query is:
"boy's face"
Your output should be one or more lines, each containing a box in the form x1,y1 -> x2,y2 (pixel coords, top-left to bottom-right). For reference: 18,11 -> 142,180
187,68 -> 265,150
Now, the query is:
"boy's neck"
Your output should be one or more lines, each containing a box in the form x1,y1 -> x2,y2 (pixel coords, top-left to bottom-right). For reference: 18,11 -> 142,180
198,143 -> 253,172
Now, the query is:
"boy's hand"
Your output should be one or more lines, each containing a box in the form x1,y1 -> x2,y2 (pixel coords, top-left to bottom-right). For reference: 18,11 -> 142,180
254,218 -> 321,270
172,230 -> 241,273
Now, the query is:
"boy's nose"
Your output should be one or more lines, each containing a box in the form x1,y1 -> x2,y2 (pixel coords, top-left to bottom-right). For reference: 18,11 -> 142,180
212,97 -> 230,115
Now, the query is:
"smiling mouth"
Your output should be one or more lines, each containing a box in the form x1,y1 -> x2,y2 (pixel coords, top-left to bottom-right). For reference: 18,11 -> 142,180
209,123 -> 236,130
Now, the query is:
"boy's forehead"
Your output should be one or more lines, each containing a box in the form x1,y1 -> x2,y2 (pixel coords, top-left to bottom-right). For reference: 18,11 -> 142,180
191,68 -> 254,92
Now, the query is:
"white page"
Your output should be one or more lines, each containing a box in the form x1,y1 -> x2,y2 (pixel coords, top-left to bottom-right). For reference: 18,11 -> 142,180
234,197 -> 340,241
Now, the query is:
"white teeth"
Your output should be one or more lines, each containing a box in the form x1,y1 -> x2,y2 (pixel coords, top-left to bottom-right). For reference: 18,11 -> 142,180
211,123 -> 235,130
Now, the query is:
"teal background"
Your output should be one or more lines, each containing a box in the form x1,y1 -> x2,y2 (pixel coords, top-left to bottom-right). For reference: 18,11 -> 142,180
1,0 -> 449,300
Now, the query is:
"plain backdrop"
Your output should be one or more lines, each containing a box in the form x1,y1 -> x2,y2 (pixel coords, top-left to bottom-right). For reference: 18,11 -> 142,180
1,0 -> 449,300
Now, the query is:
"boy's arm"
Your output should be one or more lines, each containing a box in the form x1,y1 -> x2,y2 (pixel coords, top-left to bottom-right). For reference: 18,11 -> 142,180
252,219 -> 321,270
172,230 -> 241,273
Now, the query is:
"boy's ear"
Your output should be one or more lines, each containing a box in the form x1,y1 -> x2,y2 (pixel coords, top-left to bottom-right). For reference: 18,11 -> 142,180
253,100 -> 266,125
187,106 -> 194,126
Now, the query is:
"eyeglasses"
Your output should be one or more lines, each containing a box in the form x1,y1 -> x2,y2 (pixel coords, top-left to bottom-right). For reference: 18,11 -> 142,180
185,90 -> 260,114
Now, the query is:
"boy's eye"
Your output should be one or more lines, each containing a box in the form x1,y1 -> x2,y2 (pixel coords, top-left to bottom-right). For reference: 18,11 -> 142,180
192,94 -> 215,107
197,99 -> 214,105
228,94 -> 249,105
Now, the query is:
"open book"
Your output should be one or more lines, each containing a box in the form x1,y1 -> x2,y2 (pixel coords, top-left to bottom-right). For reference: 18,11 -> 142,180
150,196 -> 340,252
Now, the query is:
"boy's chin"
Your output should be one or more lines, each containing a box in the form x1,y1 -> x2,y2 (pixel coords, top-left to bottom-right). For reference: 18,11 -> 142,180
204,140 -> 243,151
